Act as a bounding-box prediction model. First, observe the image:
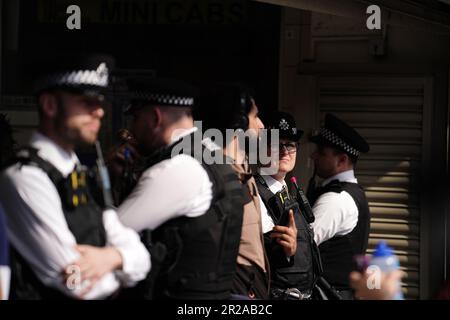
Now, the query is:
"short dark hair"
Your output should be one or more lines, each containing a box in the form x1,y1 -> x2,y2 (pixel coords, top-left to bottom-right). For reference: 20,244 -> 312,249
331,146 -> 358,165
195,82 -> 255,133
318,141 -> 358,165
162,106 -> 193,122
36,89 -> 66,120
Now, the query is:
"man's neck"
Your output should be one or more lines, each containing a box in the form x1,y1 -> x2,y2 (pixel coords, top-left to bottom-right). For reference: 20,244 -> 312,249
271,172 -> 286,183
327,166 -> 353,179
223,137 -> 246,164
322,168 -> 355,186
165,117 -> 195,145
38,127 -> 74,153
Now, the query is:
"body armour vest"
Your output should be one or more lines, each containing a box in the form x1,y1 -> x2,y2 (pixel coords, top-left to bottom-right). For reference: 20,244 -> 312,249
309,180 -> 370,289
9,147 -> 107,300
254,175 -> 316,296
140,134 -> 245,300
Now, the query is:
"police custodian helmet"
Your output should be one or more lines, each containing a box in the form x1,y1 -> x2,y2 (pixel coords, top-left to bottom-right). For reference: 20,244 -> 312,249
124,77 -> 198,115
32,53 -> 115,99
264,111 -> 304,142
310,113 -> 370,158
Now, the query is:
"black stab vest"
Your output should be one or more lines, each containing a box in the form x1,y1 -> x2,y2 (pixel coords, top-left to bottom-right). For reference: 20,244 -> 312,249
254,175 -> 317,295
10,147 -> 106,300
139,134 -> 245,299
309,180 -> 370,289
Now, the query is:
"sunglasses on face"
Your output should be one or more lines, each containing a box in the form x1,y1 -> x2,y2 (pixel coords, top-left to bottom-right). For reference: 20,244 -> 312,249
279,142 -> 298,153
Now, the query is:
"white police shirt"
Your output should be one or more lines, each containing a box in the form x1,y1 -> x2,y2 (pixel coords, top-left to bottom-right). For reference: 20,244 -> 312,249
258,175 -> 288,234
311,170 -> 359,246
118,127 -> 214,232
0,204 -> 10,300
0,131 -> 151,299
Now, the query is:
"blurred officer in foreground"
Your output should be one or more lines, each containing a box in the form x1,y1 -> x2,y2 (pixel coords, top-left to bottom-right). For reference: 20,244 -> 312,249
254,111 -> 319,300
196,83 -> 270,299
0,55 -> 150,299
0,203 -> 9,300
0,114 -> 14,300
308,113 -> 370,299
115,78 -> 244,299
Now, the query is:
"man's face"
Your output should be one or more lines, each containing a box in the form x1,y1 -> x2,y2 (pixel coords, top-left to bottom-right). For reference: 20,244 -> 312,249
55,92 -> 104,146
278,138 -> 298,175
129,105 -> 164,156
310,144 -> 340,179
244,99 -> 265,162
247,99 -> 265,137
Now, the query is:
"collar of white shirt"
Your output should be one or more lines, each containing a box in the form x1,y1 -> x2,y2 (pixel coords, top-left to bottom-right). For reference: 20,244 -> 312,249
202,137 -> 221,152
170,127 -> 198,145
261,175 -> 287,194
321,169 -> 358,187
30,131 -> 80,177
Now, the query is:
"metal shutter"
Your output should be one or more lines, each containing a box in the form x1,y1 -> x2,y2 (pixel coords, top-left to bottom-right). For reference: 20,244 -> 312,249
0,95 -> 38,146
318,76 -> 430,299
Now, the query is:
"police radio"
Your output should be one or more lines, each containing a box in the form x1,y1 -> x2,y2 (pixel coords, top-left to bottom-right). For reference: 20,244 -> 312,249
94,140 -> 114,209
290,176 -> 315,224
61,142 -> 114,210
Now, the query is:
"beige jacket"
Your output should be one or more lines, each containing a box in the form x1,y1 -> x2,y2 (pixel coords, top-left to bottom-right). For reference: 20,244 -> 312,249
232,163 -> 268,273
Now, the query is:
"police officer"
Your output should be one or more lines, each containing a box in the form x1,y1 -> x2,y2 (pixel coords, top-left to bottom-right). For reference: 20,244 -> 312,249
0,54 -> 151,299
0,202 -> 8,300
254,111 -> 318,300
308,113 -> 371,299
0,114 -> 14,300
115,78 -> 244,299
195,83 -> 270,299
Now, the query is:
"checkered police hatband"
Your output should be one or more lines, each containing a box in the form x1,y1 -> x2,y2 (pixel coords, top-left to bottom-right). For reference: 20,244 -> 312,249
319,128 -> 360,157
40,62 -> 109,90
131,92 -> 195,107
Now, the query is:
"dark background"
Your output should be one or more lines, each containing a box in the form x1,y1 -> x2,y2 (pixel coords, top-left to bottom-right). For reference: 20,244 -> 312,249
1,0 -> 281,118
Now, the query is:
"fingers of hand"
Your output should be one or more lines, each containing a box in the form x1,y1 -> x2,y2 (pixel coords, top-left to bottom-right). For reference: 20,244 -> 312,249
288,210 -> 297,229
80,268 -> 101,283
272,225 -> 295,235
75,245 -> 91,254
271,226 -> 296,239
272,232 -> 296,253
277,239 -> 295,255
78,279 -> 97,298
349,271 -> 363,283
349,271 -> 365,290
270,232 -> 295,242
387,270 -> 405,282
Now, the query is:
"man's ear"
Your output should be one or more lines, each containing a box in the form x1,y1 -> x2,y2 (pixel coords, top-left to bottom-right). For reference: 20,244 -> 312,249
39,93 -> 58,118
142,106 -> 163,132
337,152 -> 349,167
152,106 -> 163,129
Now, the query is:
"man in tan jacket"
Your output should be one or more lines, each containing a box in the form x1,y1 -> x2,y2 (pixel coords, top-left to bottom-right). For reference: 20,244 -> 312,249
196,84 -> 296,299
